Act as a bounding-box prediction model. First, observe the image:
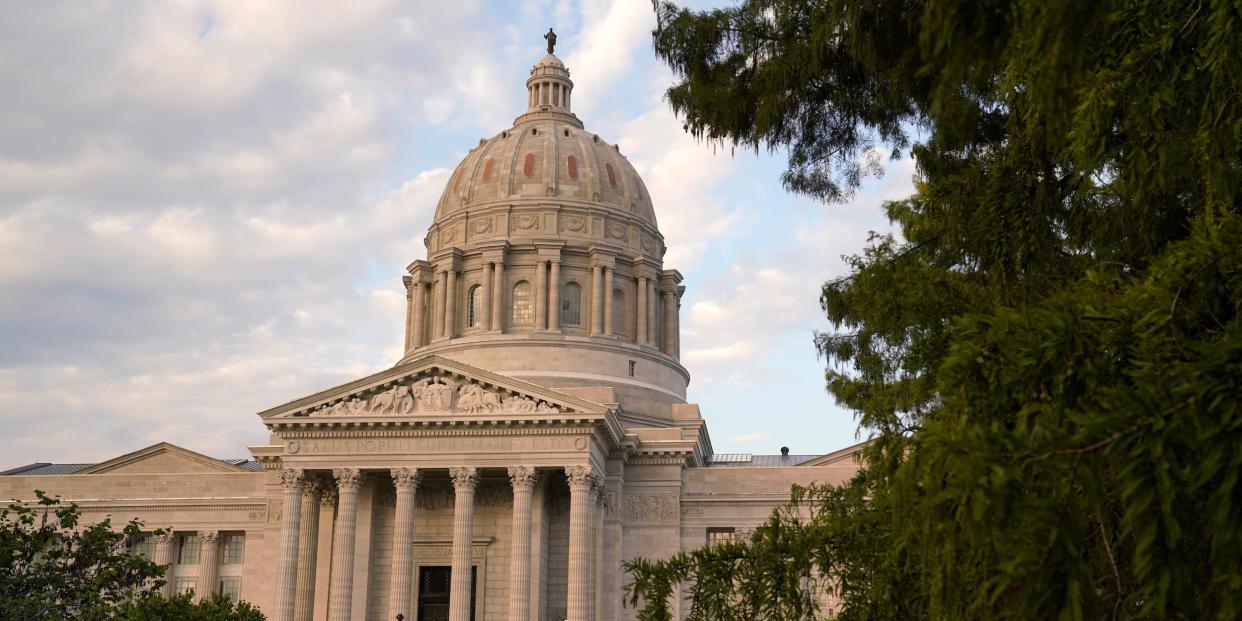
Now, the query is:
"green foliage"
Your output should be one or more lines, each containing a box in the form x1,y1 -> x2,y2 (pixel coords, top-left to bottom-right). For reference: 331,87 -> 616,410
0,493 -> 266,621
114,592 -> 266,621
0,490 -> 165,620
627,0 -> 1242,619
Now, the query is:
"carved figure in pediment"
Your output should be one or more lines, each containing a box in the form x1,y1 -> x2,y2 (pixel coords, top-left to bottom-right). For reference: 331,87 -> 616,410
457,383 -> 502,414
344,397 -> 366,416
504,394 -> 538,413
370,384 -> 413,415
535,400 -> 560,413
412,376 -> 456,412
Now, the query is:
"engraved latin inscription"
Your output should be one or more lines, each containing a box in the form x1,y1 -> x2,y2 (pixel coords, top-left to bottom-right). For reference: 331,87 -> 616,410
287,435 -> 586,456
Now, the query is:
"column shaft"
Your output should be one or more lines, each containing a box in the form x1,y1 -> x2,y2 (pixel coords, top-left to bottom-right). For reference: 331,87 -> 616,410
662,291 -> 676,354
636,276 -> 648,344
403,283 -> 415,352
152,534 -> 173,598
389,468 -> 421,621
535,260 -> 548,330
508,467 -> 537,621
327,468 -> 362,621
195,531 -> 220,601
273,469 -> 305,621
602,268 -> 614,336
444,269 -> 458,338
481,263 -> 493,331
294,479 -> 322,621
566,466 -> 596,621
412,283 -> 427,349
594,483 -> 607,621
548,260 -> 561,330
590,265 -> 603,335
646,280 -> 657,346
434,272 -> 447,339
491,262 -> 505,331
449,467 -> 479,621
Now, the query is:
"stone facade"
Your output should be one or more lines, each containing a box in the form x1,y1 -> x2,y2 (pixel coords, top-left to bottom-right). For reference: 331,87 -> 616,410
0,47 -> 864,621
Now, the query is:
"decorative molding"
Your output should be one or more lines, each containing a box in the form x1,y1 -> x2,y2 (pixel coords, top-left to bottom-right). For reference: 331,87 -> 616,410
559,214 -> 587,233
507,465 -> 538,489
198,531 -> 221,544
279,468 -> 304,490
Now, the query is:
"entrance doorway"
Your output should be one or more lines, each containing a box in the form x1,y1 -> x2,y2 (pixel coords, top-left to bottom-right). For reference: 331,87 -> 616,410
417,566 -> 476,621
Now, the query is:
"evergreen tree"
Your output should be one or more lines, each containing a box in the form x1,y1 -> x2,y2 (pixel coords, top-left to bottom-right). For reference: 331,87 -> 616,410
625,1 -> 1242,619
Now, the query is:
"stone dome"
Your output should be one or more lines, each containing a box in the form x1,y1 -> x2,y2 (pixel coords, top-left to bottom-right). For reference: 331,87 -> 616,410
401,48 -> 686,426
426,52 -> 663,261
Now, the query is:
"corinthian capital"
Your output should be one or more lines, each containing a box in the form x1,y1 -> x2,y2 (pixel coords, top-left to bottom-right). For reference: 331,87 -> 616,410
279,468 -> 305,490
449,466 -> 479,491
565,464 -> 595,490
508,465 -> 538,489
391,467 -> 422,491
333,467 -> 363,491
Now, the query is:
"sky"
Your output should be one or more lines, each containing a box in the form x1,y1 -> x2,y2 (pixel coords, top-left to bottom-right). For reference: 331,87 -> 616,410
0,0 -> 914,467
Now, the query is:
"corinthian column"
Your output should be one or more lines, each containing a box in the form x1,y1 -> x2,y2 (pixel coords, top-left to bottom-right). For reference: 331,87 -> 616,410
273,468 -> 305,621
508,466 -> 538,621
662,290 -> 676,355
412,282 -> 427,349
590,265 -> 603,335
566,465 -> 596,621
593,475 -> 608,621
327,468 -> 362,621
602,268 -> 614,336
548,260 -> 561,330
535,260 -> 548,330
636,276 -> 648,344
646,279 -> 657,347
388,468 -> 422,621
491,261 -> 505,332
481,263 -> 493,331
152,533 -> 173,597
294,478 -> 323,621
195,531 -> 220,601
449,467 -> 479,621
444,268 -> 458,338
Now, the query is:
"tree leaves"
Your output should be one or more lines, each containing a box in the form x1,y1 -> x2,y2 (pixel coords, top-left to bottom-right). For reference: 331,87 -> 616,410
631,0 -> 1242,618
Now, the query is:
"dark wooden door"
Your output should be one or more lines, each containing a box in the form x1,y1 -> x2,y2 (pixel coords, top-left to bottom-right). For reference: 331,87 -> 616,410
417,566 -> 475,621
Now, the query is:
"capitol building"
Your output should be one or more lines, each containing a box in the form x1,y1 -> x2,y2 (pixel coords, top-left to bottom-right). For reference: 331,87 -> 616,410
1,45 -> 862,621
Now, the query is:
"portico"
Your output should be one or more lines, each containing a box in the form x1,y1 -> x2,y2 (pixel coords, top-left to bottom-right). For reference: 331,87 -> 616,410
252,356 -> 624,621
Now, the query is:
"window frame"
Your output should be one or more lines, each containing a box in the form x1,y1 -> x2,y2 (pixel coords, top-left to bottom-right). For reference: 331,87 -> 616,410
511,280 -> 533,325
560,282 -> 582,326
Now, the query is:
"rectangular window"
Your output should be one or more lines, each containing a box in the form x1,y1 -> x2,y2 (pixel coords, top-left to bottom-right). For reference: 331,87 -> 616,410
176,579 -> 197,595
132,535 -> 155,560
707,527 -> 737,545
628,360 -> 636,377
221,534 -> 245,565
220,577 -> 242,602
176,534 -> 199,565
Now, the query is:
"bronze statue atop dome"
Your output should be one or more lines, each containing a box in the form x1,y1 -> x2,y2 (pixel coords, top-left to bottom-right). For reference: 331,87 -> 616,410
544,28 -> 557,54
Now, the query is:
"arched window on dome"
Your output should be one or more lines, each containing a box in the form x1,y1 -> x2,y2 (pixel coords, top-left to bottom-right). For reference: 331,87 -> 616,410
606,163 -> 616,186
467,285 -> 482,328
511,281 -> 533,325
561,282 -> 582,326
523,153 -> 534,177
612,287 -> 627,337
567,155 -> 578,178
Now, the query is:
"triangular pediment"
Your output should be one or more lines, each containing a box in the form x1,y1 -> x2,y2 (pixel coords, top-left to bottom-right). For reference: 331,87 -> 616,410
257,354 -> 609,422
78,442 -> 249,475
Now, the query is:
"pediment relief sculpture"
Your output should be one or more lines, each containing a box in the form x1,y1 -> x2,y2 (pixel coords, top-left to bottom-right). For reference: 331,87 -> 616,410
295,373 -> 565,417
